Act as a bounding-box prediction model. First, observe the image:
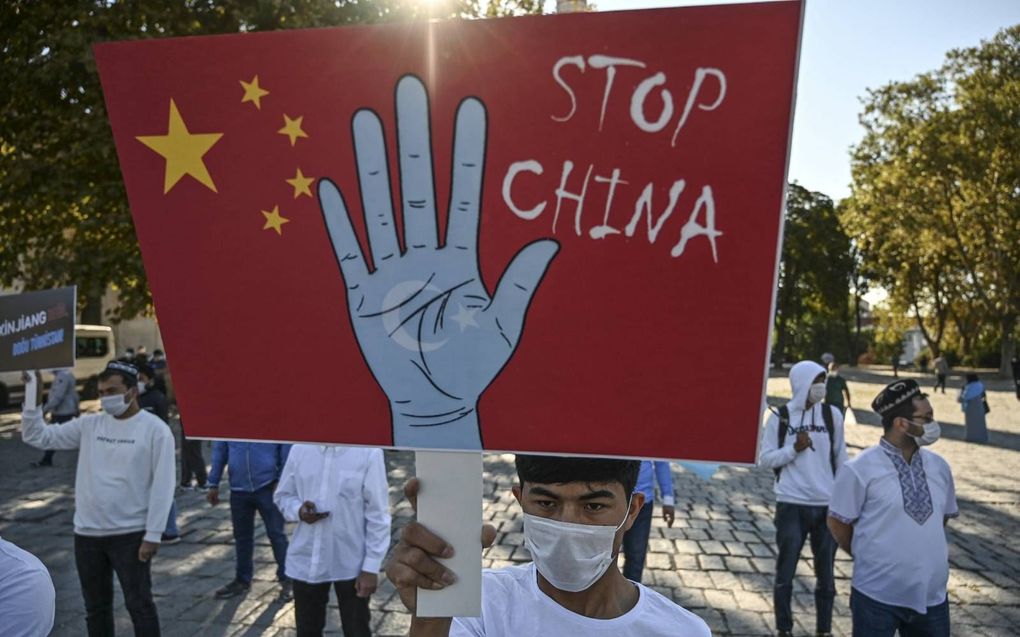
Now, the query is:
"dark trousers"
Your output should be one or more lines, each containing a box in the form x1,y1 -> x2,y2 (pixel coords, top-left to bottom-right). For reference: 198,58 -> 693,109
39,413 -> 77,464
773,502 -> 836,633
934,374 -> 947,393
293,579 -> 370,637
851,588 -> 950,637
621,501 -> 654,583
229,485 -> 288,583
179,434 -> 207,487
74,531 -> 160,637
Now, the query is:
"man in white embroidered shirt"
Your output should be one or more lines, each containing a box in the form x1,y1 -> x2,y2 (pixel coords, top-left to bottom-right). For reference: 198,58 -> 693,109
19,361 -> 175,636
827,379 -> 958,637
274,444 -> 391,637
385,455 -> 711,636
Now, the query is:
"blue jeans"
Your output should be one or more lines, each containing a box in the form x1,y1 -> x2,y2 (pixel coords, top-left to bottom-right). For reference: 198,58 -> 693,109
851,588 -> 950,637
229,484 -> 288,583
773,502 -> 836,633
164,500 -> 179,537
621,501 -> 654,582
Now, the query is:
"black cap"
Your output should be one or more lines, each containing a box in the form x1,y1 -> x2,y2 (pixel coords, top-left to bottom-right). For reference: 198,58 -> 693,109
105,360 -> 139,382
871,379 -> 922,416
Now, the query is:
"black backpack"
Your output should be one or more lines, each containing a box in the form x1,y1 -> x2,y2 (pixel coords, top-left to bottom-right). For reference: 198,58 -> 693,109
773,404 -> 836,481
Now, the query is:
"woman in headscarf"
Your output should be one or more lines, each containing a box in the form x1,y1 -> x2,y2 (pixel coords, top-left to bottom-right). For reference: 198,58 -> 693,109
958,373 -> 989,443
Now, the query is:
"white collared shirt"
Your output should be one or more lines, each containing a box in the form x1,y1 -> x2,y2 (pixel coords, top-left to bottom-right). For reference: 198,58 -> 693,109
828,439 -> 959,613
274,445 -> 391,583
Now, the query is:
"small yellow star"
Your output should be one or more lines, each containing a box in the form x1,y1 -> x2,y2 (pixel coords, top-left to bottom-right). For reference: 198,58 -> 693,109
286,168 -> 314,199
136,99 -> 223,194
278,114 -> 308,146
261,205 -> 290,235
240,75 -> 269,110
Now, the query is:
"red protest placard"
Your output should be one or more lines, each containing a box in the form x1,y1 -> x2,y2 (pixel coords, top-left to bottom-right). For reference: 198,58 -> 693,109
94,2 -> 802,463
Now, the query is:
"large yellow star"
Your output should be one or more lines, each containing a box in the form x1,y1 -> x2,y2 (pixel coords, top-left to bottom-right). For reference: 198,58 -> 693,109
278,114 -> 308,146
286,168 -> 314,198
136,100 -> 223,194
240,75 -> 269,110
261,205 -> 290,235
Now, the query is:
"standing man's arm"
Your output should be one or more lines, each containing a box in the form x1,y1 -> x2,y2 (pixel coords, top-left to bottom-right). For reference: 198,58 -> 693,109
206,442 -> 228,505
143,426 -> 177,553
42,373 -> 68,413
358,450 -> 393,598
842,379 -> 851,409
943,463 -> 959,525
826,516 -> 853,555
833,409 -> 850,469
20,373 -> 83,451
276,444 -> 292,481
273,450 -> 303,522
652,461 -> 675,527
758,413 -> 799,469
155,394 -> 169,424
827,463 -> 865,556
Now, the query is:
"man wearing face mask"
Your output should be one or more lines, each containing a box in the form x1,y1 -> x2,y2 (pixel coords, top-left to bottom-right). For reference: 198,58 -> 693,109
828,379 -> 955,637
385,455 -> 711,636
758,360 -> 849,637
18,361 -> 176,636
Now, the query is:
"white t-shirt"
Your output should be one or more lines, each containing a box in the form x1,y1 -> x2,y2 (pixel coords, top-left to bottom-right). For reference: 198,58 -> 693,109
0,537 -> 55,637
828,440 -> 958,613
450,563 -> 711,636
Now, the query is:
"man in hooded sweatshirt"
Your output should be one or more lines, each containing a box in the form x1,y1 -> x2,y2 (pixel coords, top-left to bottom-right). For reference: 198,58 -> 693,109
759,360 -> 849,637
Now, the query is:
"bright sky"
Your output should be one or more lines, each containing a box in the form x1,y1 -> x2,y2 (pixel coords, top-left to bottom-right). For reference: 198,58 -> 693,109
552,0 -> 1020,202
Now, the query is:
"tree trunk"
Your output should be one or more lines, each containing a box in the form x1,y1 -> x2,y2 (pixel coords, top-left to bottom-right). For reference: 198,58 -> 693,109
852,293 -> 863,365
81,292 -> 103,325
1000,314 -> 1017,377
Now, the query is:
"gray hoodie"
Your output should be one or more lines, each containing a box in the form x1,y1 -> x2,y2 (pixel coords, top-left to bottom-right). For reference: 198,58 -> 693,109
758,361 -> 849,506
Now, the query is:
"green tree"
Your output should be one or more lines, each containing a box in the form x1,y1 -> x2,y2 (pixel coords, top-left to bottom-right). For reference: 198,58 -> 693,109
0,0 -> 541,323
773,183 -> 854,366
846,25 -> 1020,375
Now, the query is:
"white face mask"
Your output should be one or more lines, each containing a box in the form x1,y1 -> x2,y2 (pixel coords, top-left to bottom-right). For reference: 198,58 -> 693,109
137,381 -> 148,395
100,392 -> 131,417
911,420 -> 941,446
523,498 -> 632,593
808,383 -> 827,404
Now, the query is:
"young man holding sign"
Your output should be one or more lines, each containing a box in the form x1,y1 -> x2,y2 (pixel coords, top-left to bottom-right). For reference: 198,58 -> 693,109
385,455 -> 711,636
19,361 -> 176,636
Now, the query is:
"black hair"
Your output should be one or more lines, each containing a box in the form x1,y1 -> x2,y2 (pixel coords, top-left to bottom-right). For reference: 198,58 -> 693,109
136,363 -> 155,380
98,368 -> 137,389
965,373 -> 979,383
153,349 -> 164,356
515,455 -> 641,497
881,392 -> 929,430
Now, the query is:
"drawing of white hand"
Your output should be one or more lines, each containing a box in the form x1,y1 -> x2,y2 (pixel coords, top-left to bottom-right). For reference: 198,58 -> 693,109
318,76 -> 559,450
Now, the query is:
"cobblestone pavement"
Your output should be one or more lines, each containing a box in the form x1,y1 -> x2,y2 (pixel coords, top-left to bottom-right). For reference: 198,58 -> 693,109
1,367 -> 1017,636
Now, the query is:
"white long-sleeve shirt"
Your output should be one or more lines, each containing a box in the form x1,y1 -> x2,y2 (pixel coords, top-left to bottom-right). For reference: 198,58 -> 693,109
20,407 -> 176,543
275,445 -> 392,583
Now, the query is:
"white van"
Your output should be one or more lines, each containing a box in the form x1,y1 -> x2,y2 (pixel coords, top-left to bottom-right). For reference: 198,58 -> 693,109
0,324 -> 116,409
